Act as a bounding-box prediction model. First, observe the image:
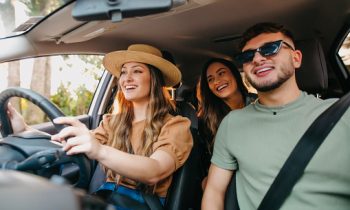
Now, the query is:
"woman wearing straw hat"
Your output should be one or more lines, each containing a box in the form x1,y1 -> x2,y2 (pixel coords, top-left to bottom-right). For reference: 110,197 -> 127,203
8,44 -> 193,209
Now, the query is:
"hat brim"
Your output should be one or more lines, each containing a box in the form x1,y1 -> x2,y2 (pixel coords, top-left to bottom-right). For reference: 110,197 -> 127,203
103,51 -> 181,87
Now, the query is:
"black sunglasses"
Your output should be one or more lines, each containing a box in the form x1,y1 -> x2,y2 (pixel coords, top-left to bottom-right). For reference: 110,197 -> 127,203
234,40 -> 295,64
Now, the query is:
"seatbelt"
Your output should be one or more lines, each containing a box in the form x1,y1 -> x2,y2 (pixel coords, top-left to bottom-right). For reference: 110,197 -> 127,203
258,92 -> 350,210
141,192 -> 164,210
109,192 -> 151,210
224,175 -> 240,210
89,164 -> 106,194
90,164 -> 164,210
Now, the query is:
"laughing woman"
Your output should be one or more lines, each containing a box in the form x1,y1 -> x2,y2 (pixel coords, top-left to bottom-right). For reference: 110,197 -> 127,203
197,58 -> 256,188
8,44 -> 193,209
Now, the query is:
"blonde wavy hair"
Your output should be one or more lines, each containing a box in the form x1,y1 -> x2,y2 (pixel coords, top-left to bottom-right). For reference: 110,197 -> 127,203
105,64 -> 175,183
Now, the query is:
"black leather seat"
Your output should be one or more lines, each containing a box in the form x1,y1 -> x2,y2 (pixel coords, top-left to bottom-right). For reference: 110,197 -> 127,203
164,101 -> 202,210
295,39 -> 328,95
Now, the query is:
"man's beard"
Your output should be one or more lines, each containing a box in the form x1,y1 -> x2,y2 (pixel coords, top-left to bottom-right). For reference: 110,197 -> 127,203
246,69 -> 293,92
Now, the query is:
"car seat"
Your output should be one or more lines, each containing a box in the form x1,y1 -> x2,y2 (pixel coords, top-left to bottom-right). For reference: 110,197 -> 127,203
164,100 -> 202,210
295,38 -> 328,95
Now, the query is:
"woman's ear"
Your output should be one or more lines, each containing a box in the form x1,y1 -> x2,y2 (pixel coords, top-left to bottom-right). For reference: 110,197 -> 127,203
292,49 -> 302,68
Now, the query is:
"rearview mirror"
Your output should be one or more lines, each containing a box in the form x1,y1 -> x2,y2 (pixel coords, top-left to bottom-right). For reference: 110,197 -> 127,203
72,0 -> 173,22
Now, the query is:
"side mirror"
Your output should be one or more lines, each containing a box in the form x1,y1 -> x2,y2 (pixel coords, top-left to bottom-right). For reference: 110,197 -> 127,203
72,0 -> 172,22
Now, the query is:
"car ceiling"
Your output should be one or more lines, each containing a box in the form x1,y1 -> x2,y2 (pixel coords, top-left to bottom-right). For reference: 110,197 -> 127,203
1,0 -> 350,86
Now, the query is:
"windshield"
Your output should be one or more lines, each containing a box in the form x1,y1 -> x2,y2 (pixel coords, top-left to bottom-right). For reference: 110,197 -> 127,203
0,0 -> 70,39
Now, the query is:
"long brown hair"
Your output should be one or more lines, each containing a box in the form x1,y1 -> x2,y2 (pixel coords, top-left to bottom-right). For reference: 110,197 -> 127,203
199,58 -> 248,143
106,64 -> 175,180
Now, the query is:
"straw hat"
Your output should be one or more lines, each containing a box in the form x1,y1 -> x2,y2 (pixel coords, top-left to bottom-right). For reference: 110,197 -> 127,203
103,44 -> 181,87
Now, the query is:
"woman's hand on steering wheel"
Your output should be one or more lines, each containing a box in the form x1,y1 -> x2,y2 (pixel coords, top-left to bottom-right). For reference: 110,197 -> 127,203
0,88 -> 93,188
7,103 -> 29,134
51,117 -> 103,160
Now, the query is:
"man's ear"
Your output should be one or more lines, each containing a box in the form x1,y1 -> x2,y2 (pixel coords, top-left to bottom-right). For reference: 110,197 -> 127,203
293,50 -> 302,69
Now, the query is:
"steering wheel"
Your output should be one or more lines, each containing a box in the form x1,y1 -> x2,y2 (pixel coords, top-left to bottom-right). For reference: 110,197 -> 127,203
0,87 -> 92,189
0,87 -> 68,137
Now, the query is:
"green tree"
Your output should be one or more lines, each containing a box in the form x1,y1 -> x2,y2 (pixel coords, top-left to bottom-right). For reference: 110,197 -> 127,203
74,84 -> 94,115
50,83 -> 94,116
79,55 -> 104,80
51,83 -> 74,116
20,0 -> 66,15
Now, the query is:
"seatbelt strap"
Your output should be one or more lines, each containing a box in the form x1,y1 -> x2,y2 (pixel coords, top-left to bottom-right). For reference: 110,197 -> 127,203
224,175 -> 240,210
141,192 -> 164,210
109,192 -> 150,210
258,92 -> 350,210
89,164 -> 106,194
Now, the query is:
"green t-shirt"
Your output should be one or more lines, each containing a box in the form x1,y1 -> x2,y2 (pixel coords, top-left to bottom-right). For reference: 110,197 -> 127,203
212,91 -> 350,210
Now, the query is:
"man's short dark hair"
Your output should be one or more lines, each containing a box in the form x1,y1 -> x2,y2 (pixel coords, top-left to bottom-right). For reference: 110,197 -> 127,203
239,22 -> 295,50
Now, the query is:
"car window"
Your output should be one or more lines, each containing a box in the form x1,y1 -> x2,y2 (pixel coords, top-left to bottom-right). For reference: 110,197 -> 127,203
0,55 -> 104,125
0,0 -> 69,39
338,32 -> 350,72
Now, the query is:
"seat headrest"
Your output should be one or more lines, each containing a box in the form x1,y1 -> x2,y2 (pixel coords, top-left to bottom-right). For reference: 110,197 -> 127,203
175,84 -> 194,102
295,39 -> 328,94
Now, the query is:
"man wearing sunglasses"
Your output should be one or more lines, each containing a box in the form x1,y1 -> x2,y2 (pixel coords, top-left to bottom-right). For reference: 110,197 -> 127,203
202,22 -> 350,210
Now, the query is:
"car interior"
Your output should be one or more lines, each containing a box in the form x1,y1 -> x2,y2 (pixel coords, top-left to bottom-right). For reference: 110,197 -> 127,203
0,0 -> 350,209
